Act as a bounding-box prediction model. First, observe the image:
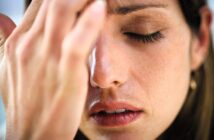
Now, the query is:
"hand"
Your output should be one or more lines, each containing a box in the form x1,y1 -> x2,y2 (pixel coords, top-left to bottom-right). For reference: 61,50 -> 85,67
0,0 -> 106,139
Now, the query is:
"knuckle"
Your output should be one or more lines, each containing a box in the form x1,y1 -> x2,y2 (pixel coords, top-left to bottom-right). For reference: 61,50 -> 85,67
15,37 -> 32,64
68,48 -> 84,61
63,48 -> 83,66
69,48 -> 84,60
4,35 -> 17,58
63,38 -> 84,60
16,46 -> 27,64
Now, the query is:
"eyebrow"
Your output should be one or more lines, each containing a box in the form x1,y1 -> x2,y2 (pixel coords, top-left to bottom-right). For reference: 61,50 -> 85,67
110,4 -> 167,15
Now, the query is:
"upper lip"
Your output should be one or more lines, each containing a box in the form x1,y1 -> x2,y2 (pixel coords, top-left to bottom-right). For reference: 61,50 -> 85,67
89,101 -> 143,116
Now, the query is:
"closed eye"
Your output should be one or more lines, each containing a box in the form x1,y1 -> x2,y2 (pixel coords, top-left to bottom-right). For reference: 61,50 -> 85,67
124,31 -> 164,43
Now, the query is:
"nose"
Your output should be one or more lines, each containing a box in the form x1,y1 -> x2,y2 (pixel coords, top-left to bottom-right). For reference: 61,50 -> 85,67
89,35 -> 128,89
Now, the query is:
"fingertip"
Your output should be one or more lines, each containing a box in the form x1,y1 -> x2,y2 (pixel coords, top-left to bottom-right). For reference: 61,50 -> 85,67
90,0 -> 107,17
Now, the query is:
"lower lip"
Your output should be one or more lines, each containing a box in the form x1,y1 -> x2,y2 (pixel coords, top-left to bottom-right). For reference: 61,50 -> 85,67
91,111 -> 142,127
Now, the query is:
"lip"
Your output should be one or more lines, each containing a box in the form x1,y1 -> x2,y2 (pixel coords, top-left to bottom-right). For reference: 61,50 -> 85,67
89,101 -> 143,127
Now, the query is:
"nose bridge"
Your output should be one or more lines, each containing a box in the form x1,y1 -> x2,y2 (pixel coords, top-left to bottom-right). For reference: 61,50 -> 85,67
90,31 -> 127,89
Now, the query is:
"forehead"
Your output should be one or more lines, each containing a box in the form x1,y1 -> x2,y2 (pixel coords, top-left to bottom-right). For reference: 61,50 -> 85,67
104,0 -> 181,14
107,0 -> 167,6
100,0 -> 183,17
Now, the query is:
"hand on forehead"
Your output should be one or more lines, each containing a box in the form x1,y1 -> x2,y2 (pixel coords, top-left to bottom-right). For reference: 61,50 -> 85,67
19,0 -> 167,37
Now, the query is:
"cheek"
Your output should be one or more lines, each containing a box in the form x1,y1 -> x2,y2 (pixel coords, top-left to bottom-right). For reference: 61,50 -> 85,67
128,29 -> 192,133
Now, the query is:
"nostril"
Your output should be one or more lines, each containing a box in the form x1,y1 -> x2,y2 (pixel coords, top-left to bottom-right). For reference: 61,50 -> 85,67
90,77 -> 122,88
113,81 -> 120,86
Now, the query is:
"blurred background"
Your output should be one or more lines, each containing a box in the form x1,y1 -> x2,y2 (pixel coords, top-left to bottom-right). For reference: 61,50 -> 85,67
0,0 -> 214,139
0,0 -> 24,138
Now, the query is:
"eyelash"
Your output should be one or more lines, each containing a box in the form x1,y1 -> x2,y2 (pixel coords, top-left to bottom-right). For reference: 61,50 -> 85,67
124,31 -> 164,43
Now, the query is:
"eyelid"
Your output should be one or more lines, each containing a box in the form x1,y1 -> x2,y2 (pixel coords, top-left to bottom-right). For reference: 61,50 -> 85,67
123,31 -> 164,43
121,22 -> 164,35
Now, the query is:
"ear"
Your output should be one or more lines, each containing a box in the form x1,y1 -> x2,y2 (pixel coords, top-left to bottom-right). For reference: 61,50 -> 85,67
0,13 -> 16,43
190,7 -> 212,71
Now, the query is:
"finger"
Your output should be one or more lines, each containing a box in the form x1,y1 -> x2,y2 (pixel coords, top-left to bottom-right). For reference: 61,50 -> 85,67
42,0 -> 89,57
29,0 -> 50,33
60,0 -> 106,88
61,0 -> 106,65
46,0 -> 89,35
6,0 -> 50,57
34,1 -> 106,139
53,0 -> 106,136
14,0 -> 51,72
17,0 -> 44,33
3,0 -> 50,77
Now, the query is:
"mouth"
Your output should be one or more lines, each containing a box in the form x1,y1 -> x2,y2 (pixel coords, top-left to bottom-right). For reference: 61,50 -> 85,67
89,102 -> 143,127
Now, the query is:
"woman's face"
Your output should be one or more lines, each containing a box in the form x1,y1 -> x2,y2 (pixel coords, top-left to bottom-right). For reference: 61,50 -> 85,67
80,0 -> 192,139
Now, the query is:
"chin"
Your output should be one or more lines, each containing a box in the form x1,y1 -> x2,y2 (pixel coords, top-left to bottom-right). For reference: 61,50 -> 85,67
82,129 -> 161,140
80,120 -> 162,140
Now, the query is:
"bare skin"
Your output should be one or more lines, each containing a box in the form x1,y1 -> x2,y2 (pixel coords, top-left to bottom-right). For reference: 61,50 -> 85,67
0,0 -> 212,140
0,0 -> 106,139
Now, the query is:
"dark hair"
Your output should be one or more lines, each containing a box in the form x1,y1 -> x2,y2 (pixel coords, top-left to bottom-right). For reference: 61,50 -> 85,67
160,1 -> 214,140
179,0 -> 206,32
25,0 -> 214,140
